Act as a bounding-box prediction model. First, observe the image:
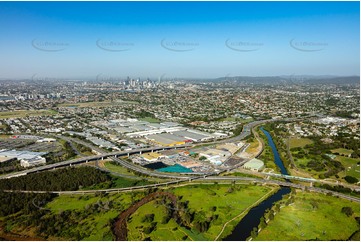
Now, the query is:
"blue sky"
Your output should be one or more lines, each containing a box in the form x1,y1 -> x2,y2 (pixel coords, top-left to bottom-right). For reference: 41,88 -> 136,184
0,1 -> 359,79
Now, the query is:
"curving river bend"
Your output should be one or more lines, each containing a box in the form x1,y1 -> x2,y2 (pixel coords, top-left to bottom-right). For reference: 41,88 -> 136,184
224,127 -> 291,241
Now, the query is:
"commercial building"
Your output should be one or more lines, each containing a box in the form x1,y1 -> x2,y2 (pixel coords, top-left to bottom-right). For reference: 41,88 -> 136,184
141,152 -> 163,162
199,148 -> 232,165
172,130 -> 210,142
20,156 -> 46,168
147,133 -> 186,146
0,150 -> 47,167
36,138 -> 56,143
87,137 -> 117,149
125,127 -> 186,138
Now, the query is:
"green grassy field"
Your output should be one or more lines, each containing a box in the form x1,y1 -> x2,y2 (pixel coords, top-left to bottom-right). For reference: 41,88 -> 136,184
0,110 -> 57,119
289,137 -> 313,149
139,117 -> 161,123
128,199 -> 206,241
126,184 -> 276,241
102,162 -> 165,183
290,143 -> 358,180
177,184 -> 276,240
46,194 -> 102,211
291,156 -> 331,179
127,201 -> 191,241
82,210 -> 120,241
335,155 -> 360,178
255,191 -> 360,241
332,148 -> 354,156
45,192 -> 145,240
103,162 -> 138,176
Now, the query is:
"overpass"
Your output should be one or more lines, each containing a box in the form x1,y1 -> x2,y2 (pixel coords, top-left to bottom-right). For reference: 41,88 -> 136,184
202,176 -> 360,203
1,176 -> 358,203
0,116 -> 313,181
0,144 -> 197,180
262,172 -> 317,182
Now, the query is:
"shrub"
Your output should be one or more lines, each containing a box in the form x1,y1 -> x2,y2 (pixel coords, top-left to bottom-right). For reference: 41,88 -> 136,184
344,176 -> 359,184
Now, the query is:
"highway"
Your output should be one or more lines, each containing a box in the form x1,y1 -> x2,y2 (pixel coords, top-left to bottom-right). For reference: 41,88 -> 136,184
2,176 -> 358,203
1,117 -> 293,181
261,172 -> 360,191
0,144 -> 197,180
2,115 -> 355,194
203,176 -> 360,203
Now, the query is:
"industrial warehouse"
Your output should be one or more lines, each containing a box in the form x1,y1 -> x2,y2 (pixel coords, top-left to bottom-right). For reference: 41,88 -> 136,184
95,118 -> 227,146
0,149 -> 47,167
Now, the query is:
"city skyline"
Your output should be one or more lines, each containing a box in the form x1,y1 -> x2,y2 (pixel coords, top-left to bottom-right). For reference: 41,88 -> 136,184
0,1 -> 359,79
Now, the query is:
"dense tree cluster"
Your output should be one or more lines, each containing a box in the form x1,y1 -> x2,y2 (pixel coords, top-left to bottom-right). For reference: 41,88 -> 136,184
232,124 -> 244,137
0,159 -> 24,174
0,166 -> 110,191
44,141 -> 77,164
0,191 -> 55,217
73,142 -> 92,153
264,121 -> 359,180
261,123 -> 291,169
344,175 -> 359,184
36,199 -> 116,240
318,184 -> 359,197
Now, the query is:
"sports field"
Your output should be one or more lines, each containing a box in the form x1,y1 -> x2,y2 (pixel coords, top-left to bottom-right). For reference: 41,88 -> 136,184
289,137 -> 313,149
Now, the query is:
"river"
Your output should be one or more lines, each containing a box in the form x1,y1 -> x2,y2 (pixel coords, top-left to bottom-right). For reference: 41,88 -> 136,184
224,127 -> 291,241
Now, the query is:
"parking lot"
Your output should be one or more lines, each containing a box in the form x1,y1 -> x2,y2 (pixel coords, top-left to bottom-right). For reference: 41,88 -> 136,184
0,138 -> 35,150
0,138 -> 62,153
18,142 -> 61,152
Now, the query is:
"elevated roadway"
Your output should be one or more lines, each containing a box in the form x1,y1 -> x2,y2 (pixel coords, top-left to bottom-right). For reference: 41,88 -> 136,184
0,144 -> 195,180
2,176 -> 358,203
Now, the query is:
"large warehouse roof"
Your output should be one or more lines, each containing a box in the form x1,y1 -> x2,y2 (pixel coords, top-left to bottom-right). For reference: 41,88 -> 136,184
173,130 -> 209,141
0,150 -> 47,160
147,133 -> 186,146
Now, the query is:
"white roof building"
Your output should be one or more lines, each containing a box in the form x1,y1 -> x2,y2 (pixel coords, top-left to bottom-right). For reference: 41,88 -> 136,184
0,150 -> 47,168
243,158 -> 265,171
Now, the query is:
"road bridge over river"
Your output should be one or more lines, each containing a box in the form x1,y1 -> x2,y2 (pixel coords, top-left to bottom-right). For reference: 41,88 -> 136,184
1,176 -> 359,203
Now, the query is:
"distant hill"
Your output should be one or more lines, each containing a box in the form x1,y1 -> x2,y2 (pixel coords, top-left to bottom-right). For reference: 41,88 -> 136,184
202,75 -> 360,85
303,76 -> 360,84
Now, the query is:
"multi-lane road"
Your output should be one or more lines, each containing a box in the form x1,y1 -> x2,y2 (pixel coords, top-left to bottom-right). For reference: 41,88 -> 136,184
1,117 -> 270,180
1,116 -> 358,201
2,176 -> 358,203
0,144 -> 198,179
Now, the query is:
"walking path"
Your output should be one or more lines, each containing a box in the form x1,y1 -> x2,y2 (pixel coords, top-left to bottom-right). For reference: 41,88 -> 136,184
214,187 -> 277,241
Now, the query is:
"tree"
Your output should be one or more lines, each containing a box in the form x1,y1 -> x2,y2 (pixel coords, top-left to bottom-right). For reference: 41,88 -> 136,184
259,217 -> 267,229
275,204 -> 281,213
142,214 -> 155,223
344,176 -> 359,184
341,207 -> 354,217
268,210 -> 274,221
250,227 -> 258,239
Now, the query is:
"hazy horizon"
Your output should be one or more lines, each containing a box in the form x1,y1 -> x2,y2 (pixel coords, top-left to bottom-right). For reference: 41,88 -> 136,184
1,74 -> 359,83
0,1 -> 359,79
